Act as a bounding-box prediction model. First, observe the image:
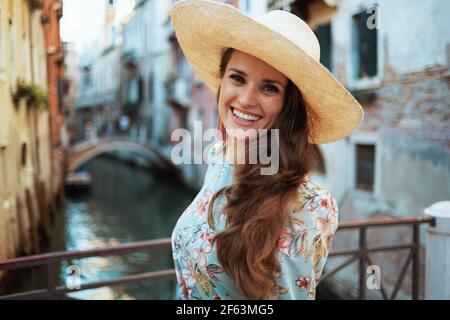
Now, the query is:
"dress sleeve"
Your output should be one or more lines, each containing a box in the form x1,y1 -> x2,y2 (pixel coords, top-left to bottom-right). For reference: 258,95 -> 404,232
275,184 -> 339,300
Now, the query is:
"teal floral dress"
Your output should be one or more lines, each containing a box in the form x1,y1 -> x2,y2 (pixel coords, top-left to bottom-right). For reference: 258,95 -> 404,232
171,141 -> 339,300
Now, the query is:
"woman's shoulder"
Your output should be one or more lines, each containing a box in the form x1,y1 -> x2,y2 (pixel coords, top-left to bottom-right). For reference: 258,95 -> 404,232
288,179 -> 339,223
278,179 -> 339,258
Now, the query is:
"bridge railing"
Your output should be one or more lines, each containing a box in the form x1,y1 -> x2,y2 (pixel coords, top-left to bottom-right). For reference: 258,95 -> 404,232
0,238 -> 174,300
321,215 -> 435,300
0,216 -> 437,300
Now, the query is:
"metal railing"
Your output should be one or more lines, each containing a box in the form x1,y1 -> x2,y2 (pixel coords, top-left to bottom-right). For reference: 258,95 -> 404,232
321,215 -> 435,300
0,238 -> 174,300
0,216 -> 436,300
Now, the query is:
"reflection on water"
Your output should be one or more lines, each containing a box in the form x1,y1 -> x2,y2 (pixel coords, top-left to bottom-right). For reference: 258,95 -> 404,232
52,154 -> 196,300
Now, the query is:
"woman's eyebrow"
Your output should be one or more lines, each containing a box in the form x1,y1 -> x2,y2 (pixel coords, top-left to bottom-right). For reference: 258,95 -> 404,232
229,68 -> 285,88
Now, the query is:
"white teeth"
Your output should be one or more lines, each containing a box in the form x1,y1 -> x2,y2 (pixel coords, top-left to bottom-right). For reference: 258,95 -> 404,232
232,108 -> 261,122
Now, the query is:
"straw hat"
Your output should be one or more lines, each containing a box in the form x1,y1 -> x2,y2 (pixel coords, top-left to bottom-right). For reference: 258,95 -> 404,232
170,0 -> 364,144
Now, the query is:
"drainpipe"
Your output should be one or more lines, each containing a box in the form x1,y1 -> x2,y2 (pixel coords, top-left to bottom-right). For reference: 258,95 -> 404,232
425,201 -> 450,299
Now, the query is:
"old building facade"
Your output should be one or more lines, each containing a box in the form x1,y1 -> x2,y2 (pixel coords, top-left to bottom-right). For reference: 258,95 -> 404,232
0,0 -> 65,267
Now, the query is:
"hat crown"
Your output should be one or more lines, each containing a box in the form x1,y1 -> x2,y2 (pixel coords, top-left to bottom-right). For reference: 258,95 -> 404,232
255,10 -> 321,62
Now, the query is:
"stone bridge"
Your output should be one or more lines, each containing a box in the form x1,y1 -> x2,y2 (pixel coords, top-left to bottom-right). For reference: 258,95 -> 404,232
67,139 -> 176,174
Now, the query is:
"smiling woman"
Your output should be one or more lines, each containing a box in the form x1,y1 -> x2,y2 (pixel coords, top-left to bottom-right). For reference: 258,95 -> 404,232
170,0 -> 363,300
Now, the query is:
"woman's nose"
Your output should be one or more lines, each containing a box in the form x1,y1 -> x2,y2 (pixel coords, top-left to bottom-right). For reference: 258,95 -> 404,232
237,85 -> 258,108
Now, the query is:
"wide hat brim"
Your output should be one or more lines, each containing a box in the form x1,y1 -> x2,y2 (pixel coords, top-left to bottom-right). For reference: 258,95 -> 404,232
170,0 -> 364,144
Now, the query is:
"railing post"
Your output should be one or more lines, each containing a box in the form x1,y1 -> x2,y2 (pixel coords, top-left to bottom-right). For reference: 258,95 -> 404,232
425,201 -> 450,300
412,223 -> 420,300
47,263 -> 57,299
359,226 -> 367,300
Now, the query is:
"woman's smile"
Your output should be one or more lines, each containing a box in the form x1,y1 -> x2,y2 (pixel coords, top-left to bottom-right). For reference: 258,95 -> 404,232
230,106 -> 262,127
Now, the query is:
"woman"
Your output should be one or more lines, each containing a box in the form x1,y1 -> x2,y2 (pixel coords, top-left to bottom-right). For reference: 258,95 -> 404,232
170,0 -> 363,300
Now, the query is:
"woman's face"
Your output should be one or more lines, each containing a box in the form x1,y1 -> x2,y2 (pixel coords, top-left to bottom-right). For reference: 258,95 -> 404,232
218,50 -> 288,137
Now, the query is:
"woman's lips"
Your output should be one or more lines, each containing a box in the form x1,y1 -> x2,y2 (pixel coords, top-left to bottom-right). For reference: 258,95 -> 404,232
230,107 -> 262,127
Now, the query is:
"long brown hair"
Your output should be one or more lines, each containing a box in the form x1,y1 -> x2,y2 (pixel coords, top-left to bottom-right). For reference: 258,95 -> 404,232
207,48 -> 321,299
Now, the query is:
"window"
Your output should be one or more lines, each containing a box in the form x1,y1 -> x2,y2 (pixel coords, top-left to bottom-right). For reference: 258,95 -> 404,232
21,142 -> 27,167
82,67 -> 92,89
356,144 -> 375,192
0,148 -> 8,191
8,11 -> 16,88
148,72 -> 154,105
314,23 -> 332,71
23,32 -> 31,82
352,6 -> 378,79
126,75 -> 139,104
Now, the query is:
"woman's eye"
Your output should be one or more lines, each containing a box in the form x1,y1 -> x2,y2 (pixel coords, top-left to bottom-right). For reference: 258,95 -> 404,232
230,74 -> 245,84
262,85 -> 279,94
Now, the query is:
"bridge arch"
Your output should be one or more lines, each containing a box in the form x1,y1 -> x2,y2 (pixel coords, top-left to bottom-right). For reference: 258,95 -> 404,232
68,139 -> 175,174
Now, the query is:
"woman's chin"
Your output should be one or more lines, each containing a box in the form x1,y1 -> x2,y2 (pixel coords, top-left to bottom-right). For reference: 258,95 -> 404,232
225,127 -> 261,141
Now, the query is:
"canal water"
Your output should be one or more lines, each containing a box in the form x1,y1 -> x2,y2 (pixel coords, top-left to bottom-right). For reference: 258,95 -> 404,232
49,154 -> 196,300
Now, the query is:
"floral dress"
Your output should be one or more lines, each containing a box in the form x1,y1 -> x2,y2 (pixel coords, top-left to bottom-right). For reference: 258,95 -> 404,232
171,140 -> 339,300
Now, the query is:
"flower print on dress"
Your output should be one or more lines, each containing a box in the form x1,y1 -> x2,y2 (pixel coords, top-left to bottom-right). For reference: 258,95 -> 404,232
291,218 -> 308,256
172,233 -> 184,261
320,198 -> 330,210
197,230 -> 225,283
180,224 -> 205,246
199,230 -> 215,245
292,181 -> 323,215
304,211 -> 337,268
176,270 -> 190,298
191,239 -> 225,297
193,248 -> 209,271
206,263 -> 224,282
271,283 -> 290,299
295,276 -> 311,290
178,261 -> 197,299
278,217 -> 308,257
293,275 -> 316,299
278,228 -> 294,256
197,189 -> 215,216
194,264 -> 216,297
